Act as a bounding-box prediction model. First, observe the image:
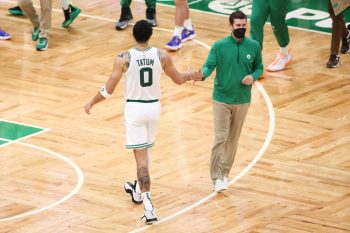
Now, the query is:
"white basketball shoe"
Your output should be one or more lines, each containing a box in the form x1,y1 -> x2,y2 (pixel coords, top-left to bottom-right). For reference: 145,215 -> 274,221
124,180 -> 142,204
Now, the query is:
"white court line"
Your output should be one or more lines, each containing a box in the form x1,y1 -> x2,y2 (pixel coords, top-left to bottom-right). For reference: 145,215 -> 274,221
1,1 -> 275,229
0,119 -> 50,148
0,137 -> 84,222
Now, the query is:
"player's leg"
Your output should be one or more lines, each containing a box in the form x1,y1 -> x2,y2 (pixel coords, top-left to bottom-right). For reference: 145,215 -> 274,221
181,2 -> 195,43
327,0 -> 348,68
134,148 -> 157,224
165,0 -> 192,51
116,0 -> 133,30
145,0 -> 157,27
124,102 -> 157,223
250,0 -> 269,48
266,0 -> 291,72
61,0 -> 81,28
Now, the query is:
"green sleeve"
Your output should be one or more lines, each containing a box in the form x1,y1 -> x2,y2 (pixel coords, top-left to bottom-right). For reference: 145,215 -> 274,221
201,44 -> 218,80
251,46 -> 263,81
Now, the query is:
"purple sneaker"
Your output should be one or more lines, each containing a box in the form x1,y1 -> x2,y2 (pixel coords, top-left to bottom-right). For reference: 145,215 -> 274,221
181,27 -> 195,42
165,36 -> 182,51
0,29 -> 11,40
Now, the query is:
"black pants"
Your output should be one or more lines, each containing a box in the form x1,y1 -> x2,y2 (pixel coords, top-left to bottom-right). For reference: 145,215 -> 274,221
328,0 -> 348,54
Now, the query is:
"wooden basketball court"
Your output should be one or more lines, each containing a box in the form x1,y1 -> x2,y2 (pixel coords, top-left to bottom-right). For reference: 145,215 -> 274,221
1,0 -> 349,232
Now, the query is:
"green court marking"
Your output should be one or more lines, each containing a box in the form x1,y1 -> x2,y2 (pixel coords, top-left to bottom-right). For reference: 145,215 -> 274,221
0,140 -> 8,145
158,0 -> 350,33
0,121 -> 44,145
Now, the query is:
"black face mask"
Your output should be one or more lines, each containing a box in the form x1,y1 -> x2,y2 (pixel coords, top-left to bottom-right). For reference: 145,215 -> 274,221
232,28 -> 246,39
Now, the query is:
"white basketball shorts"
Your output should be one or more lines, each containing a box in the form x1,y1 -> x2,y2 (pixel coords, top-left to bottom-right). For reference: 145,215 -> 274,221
124,101 -> 160,149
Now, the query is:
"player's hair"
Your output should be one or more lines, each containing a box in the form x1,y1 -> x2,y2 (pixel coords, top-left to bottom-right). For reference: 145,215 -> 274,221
229,10 -> 247,25
133,20 -> 153,43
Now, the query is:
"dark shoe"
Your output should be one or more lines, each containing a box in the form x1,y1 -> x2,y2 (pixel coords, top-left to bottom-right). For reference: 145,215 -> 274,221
62,5 -> 81,28
326,54 -> 340,68
116,7 -> 133,30
124,180 -> 142,204
146,8 -> 157,27
340,25 -> 350,54
8,6 -> 24,16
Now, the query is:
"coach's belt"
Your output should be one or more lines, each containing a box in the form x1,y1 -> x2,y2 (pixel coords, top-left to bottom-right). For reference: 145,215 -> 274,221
126,99 -> 159,103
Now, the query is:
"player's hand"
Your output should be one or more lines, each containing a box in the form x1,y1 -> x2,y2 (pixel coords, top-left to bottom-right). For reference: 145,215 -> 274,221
242,75 -> 254,85
85,102 -> 93,114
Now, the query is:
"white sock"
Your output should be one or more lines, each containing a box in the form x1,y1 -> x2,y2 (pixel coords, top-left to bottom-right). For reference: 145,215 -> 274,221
142,192 -> 154,210
135,181 -> 141,194
60,0 -> 70,10
174,26 -> 184,38
280,45 -> 290,55
183,18 -> 193,30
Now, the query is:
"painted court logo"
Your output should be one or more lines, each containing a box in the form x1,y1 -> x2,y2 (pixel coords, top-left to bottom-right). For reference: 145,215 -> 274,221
206,0 -> 350,33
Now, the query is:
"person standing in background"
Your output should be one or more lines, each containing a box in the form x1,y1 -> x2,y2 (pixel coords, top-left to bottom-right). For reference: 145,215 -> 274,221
115,0 -> 157,30
18,0 -> 52,51
165,0 -> 196,51
9,0 -> 81,28
326,0 -> 350,68
250,0 -> 291,72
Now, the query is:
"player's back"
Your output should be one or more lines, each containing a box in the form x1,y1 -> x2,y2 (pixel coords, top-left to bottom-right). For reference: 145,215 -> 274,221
124,47 -> 162,102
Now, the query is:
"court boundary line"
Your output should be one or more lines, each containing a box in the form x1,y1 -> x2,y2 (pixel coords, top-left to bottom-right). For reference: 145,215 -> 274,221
0,2 -> 275,229
0,122 -> 84,222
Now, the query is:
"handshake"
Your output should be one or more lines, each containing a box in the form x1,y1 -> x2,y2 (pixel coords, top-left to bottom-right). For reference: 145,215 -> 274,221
186,69 -> 204,82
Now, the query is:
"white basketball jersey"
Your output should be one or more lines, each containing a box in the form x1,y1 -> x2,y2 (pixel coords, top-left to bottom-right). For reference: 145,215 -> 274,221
124,47 -> 163,101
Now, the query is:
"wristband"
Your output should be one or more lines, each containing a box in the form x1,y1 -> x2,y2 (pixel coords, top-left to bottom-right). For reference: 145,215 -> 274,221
100,85 -> 111,98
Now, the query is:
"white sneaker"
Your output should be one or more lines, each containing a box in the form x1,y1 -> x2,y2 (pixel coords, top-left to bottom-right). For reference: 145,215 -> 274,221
141,208 -> 157,224
124,180 -> 142,204
223,177 -> 229,187
214,179 -> 227,192
266,52 -> 292,72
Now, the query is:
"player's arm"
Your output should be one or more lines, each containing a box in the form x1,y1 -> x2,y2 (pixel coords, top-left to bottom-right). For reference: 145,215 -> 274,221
159,49 -> 202,84
85,53 -> 127,114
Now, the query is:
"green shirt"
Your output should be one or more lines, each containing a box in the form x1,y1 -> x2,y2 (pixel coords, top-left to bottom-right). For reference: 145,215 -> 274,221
202,35 -> 263,104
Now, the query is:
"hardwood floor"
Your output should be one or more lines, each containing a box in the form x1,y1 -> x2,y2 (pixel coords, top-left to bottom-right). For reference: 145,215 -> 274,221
0,0 -> 349,232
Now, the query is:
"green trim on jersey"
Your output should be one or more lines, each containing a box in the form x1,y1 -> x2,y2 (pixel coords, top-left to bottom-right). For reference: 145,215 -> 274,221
126,99 -> 159,103
134,47 -> 152,52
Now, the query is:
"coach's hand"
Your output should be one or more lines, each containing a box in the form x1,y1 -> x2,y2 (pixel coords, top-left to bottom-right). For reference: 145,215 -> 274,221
242,75 -> 253,85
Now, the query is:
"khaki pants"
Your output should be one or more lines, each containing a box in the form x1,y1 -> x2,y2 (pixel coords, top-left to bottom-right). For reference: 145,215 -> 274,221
18,0 -> 52,38
210,100 -> 250,182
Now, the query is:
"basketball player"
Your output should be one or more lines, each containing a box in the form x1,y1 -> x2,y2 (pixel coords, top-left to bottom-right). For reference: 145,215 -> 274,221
9,0 -> 81,28
85,20 -> 202,223
326,0 -> 350,68
165,0 -> 195,51
250,0 -> 291,72
116,0 -> 156,30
